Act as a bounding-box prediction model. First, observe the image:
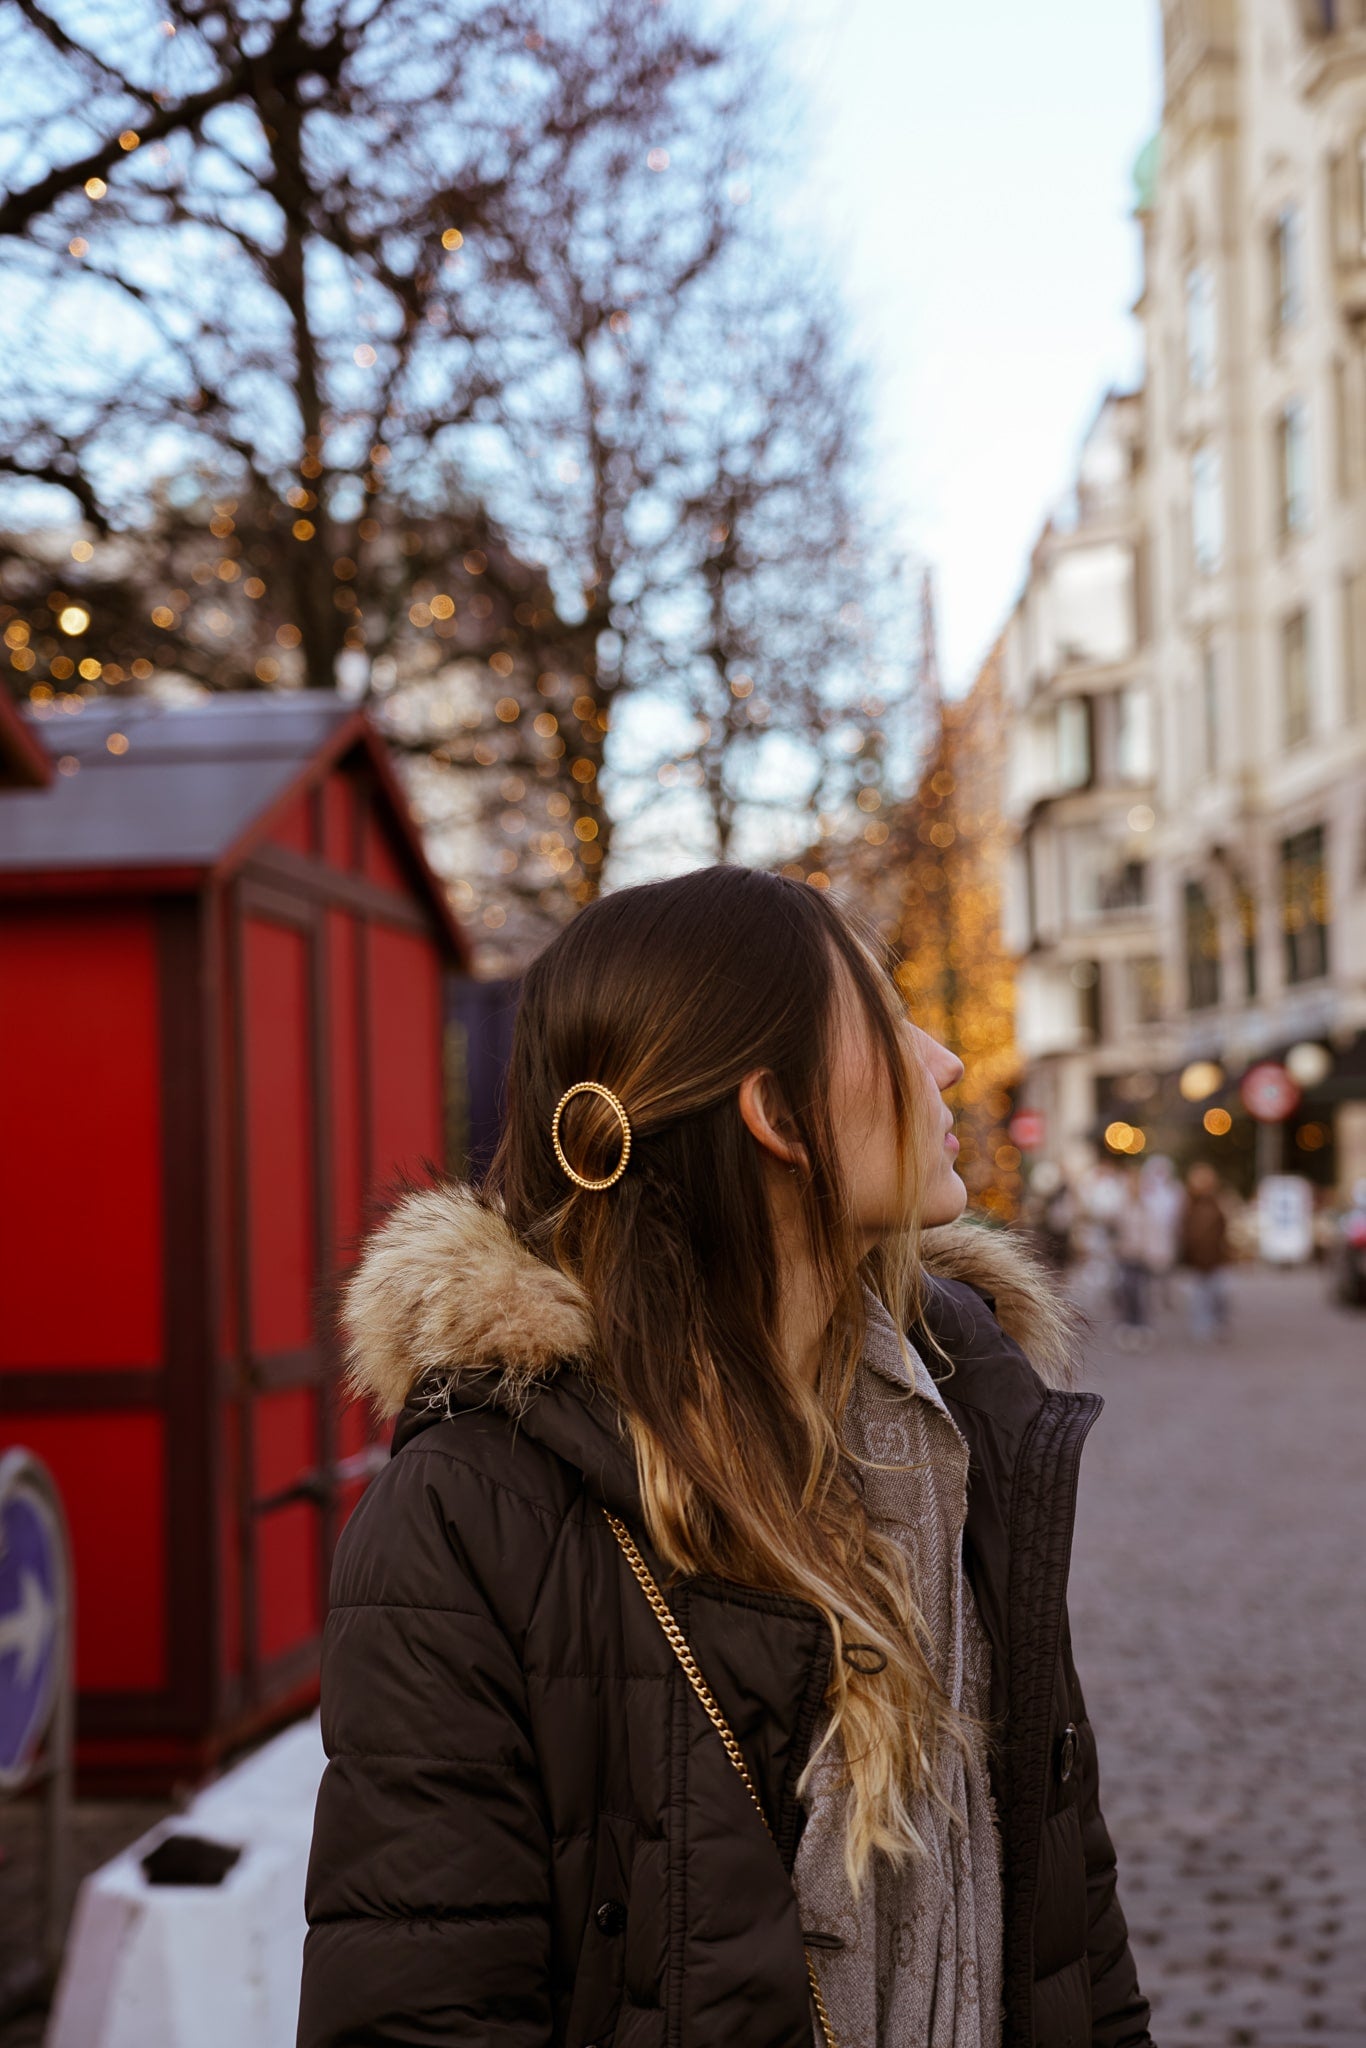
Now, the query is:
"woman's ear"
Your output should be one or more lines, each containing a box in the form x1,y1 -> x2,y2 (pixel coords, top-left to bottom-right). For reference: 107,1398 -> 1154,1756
738,1069 -> 809,1172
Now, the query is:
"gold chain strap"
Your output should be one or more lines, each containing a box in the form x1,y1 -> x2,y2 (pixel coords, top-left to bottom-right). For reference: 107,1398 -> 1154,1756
602,1507 -> 840,2048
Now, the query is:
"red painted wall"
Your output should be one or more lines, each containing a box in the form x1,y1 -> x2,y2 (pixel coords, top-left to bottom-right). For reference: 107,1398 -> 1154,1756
16,1410 -> 166,1691
253,1385 -> 320,1664
0,905 -> 162,1368
361,791 -> 407,895
321,772 -> 355,872
326,908 -> 364,1258
269,795 -> 311,855
367,923 -> 443,1196
0,904 -> 167,1696
242,916 -> 314,1356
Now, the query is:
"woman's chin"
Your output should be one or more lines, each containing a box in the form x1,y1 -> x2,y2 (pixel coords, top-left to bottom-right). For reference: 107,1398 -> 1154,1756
921,1168 -> 969,1228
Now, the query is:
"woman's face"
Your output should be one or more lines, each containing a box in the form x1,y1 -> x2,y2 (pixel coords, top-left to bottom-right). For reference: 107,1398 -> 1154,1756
827,963 -> 968,1238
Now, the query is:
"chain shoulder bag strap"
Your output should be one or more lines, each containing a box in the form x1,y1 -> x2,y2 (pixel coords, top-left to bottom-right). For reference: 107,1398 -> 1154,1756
602,1507 -> 840,2048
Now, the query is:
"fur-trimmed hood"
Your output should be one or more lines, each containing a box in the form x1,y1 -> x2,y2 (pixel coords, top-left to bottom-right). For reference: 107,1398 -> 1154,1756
342,1182 -> 1081,1421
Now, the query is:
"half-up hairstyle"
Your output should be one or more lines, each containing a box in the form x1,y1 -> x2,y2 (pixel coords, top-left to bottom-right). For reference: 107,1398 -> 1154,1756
486,863 -> 968,1888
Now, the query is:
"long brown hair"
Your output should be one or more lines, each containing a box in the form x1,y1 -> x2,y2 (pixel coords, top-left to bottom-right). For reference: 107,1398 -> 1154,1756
486,863 -> 967,1885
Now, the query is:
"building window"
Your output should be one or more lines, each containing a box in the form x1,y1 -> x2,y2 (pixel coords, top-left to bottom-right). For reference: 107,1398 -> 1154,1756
1191,443 -> 1224,573
1270,205 -> 1303,330
1200,643 -> 1220,774
1282,608 -> 1313,747
1099,860 -> 1149,912
1234,871 -> 1259,1000
1055,697 -> 1091,790
1130,954 -> 1164,1027
1184,879 -> 1222,1011
1281,824 -> 1330,983
1275,400 -> 1311,535
1185,262 -> 1217,388
1115,686 -> 1153,782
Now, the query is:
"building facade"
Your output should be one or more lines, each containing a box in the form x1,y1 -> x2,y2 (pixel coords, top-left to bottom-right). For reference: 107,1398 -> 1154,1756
1005,0 -> 1366,1195
1001,390 -> 1163,1173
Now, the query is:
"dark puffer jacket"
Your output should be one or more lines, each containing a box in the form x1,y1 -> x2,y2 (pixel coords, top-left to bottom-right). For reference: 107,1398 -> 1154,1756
299,1186 -> 1153,2048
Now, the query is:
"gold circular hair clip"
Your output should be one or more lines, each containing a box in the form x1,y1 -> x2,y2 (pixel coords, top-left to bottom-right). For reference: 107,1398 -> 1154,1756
551,1081 -> 633,1191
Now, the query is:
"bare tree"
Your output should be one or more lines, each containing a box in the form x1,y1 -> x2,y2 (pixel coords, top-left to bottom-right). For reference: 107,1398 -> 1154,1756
0,0 -> 913,960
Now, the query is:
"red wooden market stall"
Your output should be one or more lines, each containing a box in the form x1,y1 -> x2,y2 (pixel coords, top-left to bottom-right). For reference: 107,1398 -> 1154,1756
0,685 -> 52,789
0,694 -> 470,1789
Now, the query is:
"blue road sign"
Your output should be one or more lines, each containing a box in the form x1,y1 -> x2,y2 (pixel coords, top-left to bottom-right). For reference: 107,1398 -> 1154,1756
0,1455 -> 64,1789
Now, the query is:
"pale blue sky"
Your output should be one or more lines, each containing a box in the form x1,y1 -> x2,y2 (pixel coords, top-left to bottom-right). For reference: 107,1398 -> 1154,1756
764,0 -> 1162,691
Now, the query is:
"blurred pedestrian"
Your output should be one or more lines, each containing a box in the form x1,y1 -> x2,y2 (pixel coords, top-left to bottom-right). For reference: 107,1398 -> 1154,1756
1073,1156 -> 1124,1313
1180,1161 -> 1232,1341
1026,1160 -> 1076,1272
1140,1155 -> 1184,1311
1114,1165 -> 1157,1349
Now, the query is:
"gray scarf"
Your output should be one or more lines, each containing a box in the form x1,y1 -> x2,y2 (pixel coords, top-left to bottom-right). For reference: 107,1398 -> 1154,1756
791,1289 -> 1005,2048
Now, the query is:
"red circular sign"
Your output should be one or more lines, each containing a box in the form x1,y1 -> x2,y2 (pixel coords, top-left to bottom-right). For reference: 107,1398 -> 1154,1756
1009,1110 -> 1045,1151
1239,1062 -> 1301,1123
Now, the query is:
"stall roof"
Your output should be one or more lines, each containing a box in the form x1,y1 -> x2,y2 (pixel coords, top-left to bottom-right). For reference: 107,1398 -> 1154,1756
0,693 -> 469,964
0,688 -> 52,789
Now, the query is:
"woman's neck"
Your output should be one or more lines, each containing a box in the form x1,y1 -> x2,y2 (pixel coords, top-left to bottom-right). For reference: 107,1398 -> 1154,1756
769,1175 -> 873,1391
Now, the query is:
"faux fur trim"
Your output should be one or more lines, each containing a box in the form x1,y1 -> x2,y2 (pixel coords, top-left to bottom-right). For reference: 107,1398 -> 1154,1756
919,1218 -> 1081,1390
342,1184 -> 595,1419
343,1184 -> 1080,1419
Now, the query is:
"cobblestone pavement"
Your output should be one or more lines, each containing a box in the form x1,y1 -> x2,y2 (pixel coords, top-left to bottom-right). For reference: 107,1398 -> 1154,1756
1068,1261 -> 1366,2048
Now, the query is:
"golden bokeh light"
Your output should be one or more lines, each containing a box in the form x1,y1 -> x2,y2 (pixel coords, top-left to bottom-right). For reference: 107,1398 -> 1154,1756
1180,1060 -> 1224,1101
1104,1121 -> 1136,1153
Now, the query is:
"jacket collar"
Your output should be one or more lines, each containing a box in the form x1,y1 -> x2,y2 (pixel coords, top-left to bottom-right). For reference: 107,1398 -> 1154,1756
345,1181 -> 1080,1505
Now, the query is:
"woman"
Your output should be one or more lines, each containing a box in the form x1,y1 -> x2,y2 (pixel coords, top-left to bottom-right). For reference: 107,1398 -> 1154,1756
299,865 -> 1152,2048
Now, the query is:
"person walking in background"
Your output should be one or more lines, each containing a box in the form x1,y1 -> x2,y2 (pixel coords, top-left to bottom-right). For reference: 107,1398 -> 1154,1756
1140,1155 -> 1184,1312
1114,1166 -> 1157,1350
1026,1161 -> 1076,1273
1180,1161 -> 1232,1341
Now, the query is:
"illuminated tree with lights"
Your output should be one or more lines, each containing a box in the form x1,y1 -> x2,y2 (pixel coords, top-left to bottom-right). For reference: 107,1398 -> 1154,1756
888,651 -> 1020,1219
787,622 -> 1021,1219
0,0 -> 893,963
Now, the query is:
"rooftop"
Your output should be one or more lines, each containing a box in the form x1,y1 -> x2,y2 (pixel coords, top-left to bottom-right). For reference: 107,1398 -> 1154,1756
0,694 -> 357,874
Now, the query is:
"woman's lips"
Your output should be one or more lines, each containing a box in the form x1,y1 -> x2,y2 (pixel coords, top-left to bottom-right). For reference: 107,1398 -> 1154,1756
944,1131 -> 960,1154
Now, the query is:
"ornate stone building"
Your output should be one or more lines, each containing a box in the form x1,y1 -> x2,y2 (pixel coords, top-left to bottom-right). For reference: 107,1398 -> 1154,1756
1000,391 -> 1161,1174
1006,0 -> 1366,1194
